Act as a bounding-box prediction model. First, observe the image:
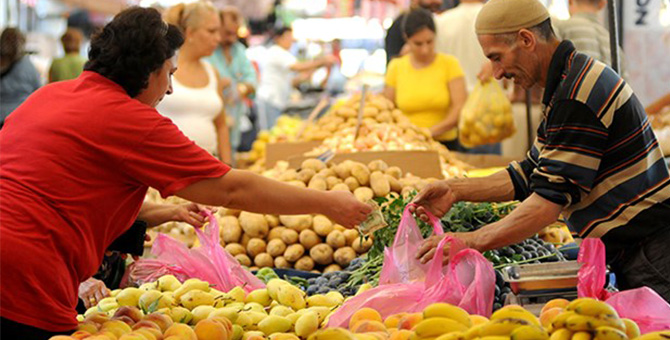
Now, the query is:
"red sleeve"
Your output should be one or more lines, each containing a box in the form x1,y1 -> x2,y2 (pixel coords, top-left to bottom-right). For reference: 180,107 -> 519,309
118,114 -> 230,198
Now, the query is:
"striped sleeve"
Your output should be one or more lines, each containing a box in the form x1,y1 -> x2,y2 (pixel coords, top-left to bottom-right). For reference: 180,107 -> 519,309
530,100 -> 609,206
507,154 -> 536,201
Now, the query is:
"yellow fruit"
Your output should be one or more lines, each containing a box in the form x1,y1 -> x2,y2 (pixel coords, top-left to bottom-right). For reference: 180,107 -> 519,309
552,312 -> 577,329
633,331 -> 670,340
423,303 -> 472,328
269,305 -> 294,317
267,279 -> 289,301
307,327 -> 356,340
356,284 -> 373,295
180,290 -> 215,310
549,328 -> 573,340
268,333 -> 301,340
276,284 -> 306,310
349,307 -> 383,330
191,305 -> 216,325
479,318 -> 531,337
307,306 -> 332,324
565,314 -> 625,332
138,290 -> 173,312
231,324 -> 244,340
139,282 -> 158,291
491,307 -> 540,327
194,318 -> 229,340
173,278 -> 210,300
510,325 -> 548,340
384,313 -> 408,329
228,286 -> 247,303
101,320 -> 132,338
295,311 -> 319,338
306,294 -> 338,308
470,315 -> 489,326
243,330 -> 266,340
163,323 -> 197,340
571,331 -> 592,340
570,299 -> 618,318
246,289 -> 272,307
167,306 -> 193,324
258,315 -> 292,335
156,275 -> 182,292
436,332 -> 466,340
209,307 -> 240,323
325,291 -> 345,305
621,318 -> 640,339
412,317 -> 469,338
245,302 -> 268,314
116,288 -> 144,307
541,299 -> 570,315
235,312 -> 253,330
593,326 -> 627,340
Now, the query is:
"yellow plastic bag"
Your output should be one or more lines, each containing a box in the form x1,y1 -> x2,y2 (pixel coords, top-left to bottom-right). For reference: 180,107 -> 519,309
458,81 -> 515,147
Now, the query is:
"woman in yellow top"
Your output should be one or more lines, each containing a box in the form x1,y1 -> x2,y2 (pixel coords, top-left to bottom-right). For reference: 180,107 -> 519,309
384,8 -> 467,150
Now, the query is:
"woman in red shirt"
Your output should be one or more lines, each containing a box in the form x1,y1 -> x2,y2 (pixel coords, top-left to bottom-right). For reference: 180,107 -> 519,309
0,7 -> 370,339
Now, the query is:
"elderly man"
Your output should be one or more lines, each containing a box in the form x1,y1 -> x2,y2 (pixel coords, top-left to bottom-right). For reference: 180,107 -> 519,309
413,0 -> 670,302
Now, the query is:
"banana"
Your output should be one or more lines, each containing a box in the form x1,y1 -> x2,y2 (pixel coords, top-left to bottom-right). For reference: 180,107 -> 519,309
510,325 -> 549,340
306,327 -> 356,340
436,332 -> 466,340
552,312 -> 577,329
621,318 -> 640,339
550,329 -> 573,340
478,337 -> 512,340
593,326 -> 627,340
413,317 -> 469,338
573,300 -> 618,318
465,324 -> 487,340
632,330 -> 670,340
565,314 -> 605,332
571,331 -> 593,340
595,314 -> 626,332
480,318 -> 531,337
491,308 -> 540,327
424,303 -> 473,328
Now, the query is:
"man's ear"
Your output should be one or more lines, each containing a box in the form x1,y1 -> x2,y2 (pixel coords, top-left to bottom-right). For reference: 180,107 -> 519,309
518,29 -> 536,50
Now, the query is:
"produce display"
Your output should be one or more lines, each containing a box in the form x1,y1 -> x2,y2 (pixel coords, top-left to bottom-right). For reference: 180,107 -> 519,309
458,80 -> 516,147
59,273 -> 662,340
249,115 -> 303,163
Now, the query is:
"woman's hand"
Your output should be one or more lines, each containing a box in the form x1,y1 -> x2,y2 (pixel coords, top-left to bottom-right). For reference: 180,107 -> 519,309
170,203 -> 212,228
323,191 -> 373,228
79,277 -> 110,308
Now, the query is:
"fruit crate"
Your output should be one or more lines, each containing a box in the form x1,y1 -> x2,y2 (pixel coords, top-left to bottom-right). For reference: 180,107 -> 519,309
501,261 -> 581,294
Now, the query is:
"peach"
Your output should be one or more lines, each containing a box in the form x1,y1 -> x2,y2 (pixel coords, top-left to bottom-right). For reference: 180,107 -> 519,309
85,312 -> 111,325
94,330 -> 118,339
540,298 -> 570,315
47,337 -> 76,340
352,320 -> 388,334
71,330 -> 93,339
389,329 -> 414,340
209,315 -> 233,334
113,306 -> 144,324
143,312 -> 173,332
132,320 -> 161,332
539,307 -> 563,328
117,334 -> 146,340
384,313 -> 408,329
194,319 -> 229,340
101,320 -> 132,338
348,307 -> 383,330
78,321 -> 100,334
362,332 -> 391,340
164,323 -> 197,340
396,313 -> 423,331
133,328 -> 161,340
111,315 -> 136,326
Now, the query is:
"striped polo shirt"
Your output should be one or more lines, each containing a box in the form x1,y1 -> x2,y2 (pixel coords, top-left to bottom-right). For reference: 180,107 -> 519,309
507,41 -> 670,261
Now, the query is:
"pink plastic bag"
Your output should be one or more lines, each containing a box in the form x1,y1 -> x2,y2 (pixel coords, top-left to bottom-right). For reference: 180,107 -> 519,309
327,205 -> 495,328
577,238 -> 670,332
131,210 -> 264,292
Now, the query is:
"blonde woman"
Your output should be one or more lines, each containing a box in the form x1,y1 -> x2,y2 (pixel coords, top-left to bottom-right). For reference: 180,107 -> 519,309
159,1 -> 233,164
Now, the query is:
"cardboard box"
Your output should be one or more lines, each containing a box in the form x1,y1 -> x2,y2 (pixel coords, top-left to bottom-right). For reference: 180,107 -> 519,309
265,141 -> 322,167
288,150 -> 444,178
453,152 -> 520,169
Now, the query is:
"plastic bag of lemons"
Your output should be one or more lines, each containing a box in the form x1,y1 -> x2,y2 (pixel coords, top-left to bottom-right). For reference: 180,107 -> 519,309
459,81 -> 515,147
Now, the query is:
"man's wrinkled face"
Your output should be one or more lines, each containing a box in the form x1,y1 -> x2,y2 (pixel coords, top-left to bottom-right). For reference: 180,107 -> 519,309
478,33 -> 538,89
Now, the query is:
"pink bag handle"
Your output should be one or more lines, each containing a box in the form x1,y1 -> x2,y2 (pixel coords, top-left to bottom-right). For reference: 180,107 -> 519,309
426,235 -> 453,283
405,203 -> 444,235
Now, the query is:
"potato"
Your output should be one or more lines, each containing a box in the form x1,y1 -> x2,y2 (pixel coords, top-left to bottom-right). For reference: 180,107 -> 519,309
326,176 -> 342,190
323,264 -> 342,273
279,169 -> 298,182
284,244 -> 305,262
351,163 -> 370,186
223,208 -> 241,217
336,106 -> 357,118
220,216 -> 242,243
249,266 -> 259,271
274,256 -> 291,269
330,183 -> 350,192
247,238 -> 267,258
319,168 -> 336,178
254,253 -> 274,268
267,239 -> 287,257
385,166 -> 403,179
334,247 -> 357,267
268,226 -> 286,240
333,162 -> 352,179
239,212 -> 269,238
386,174 -> 402,193
265,215 -> 280,228
344,177 -> 360,191
312,215 -> 334,237
235,254 -> 252,267
370,171 -> 391,197
294,256 -> 315,271
240,233 -> 252,248
225,243 -> 246,256
368,160 -> 389,172
352,236 -> 373,254
343,229 -> 359,246
299,229 -> 321,250
309,244 -> 334,265
415,180 -> 428,192
296,168 -> 316,184
279,215 -> 313,232
301,159 -> 326,172
326,230 -> 346,249
308,176 -> 327,191
353,187 -> 374,202
401,186 -> 416,197
288,180 -> 307,188
333,224 -> 346,232
281,228 -> 299,245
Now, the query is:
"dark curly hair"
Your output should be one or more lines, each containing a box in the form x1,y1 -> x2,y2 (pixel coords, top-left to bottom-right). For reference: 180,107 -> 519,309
84,7 -> 184,98
402,8 -> 436,39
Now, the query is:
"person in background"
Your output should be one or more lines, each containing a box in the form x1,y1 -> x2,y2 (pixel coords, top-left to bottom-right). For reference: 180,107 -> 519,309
647,93 -> 670,115
158,1 -> 233,164
208,7 -> 258,153
0,27 -> 41,128
385,0 -> 442,64
553,0 -> 628,80
49,27 -> 87,83
384,8 -> 467,151
0,7 -> 371,339
256,27 -> 335,131
435,0 -> 501,155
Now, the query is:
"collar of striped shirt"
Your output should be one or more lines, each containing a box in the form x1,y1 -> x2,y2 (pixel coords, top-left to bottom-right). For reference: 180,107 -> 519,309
542,40 -> 576,108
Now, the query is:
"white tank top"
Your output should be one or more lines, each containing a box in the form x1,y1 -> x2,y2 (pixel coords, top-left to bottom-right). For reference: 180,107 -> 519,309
157,61 -> 223,155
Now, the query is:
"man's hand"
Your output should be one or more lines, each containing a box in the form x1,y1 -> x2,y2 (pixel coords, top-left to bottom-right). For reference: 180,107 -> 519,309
410,180 -> 458,222
79,278 -> 110,309
477,61 -> 494,83
324,191 -> 373,228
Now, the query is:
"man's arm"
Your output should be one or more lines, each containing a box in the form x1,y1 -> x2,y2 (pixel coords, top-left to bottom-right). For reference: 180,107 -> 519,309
174,169 -> 371,228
